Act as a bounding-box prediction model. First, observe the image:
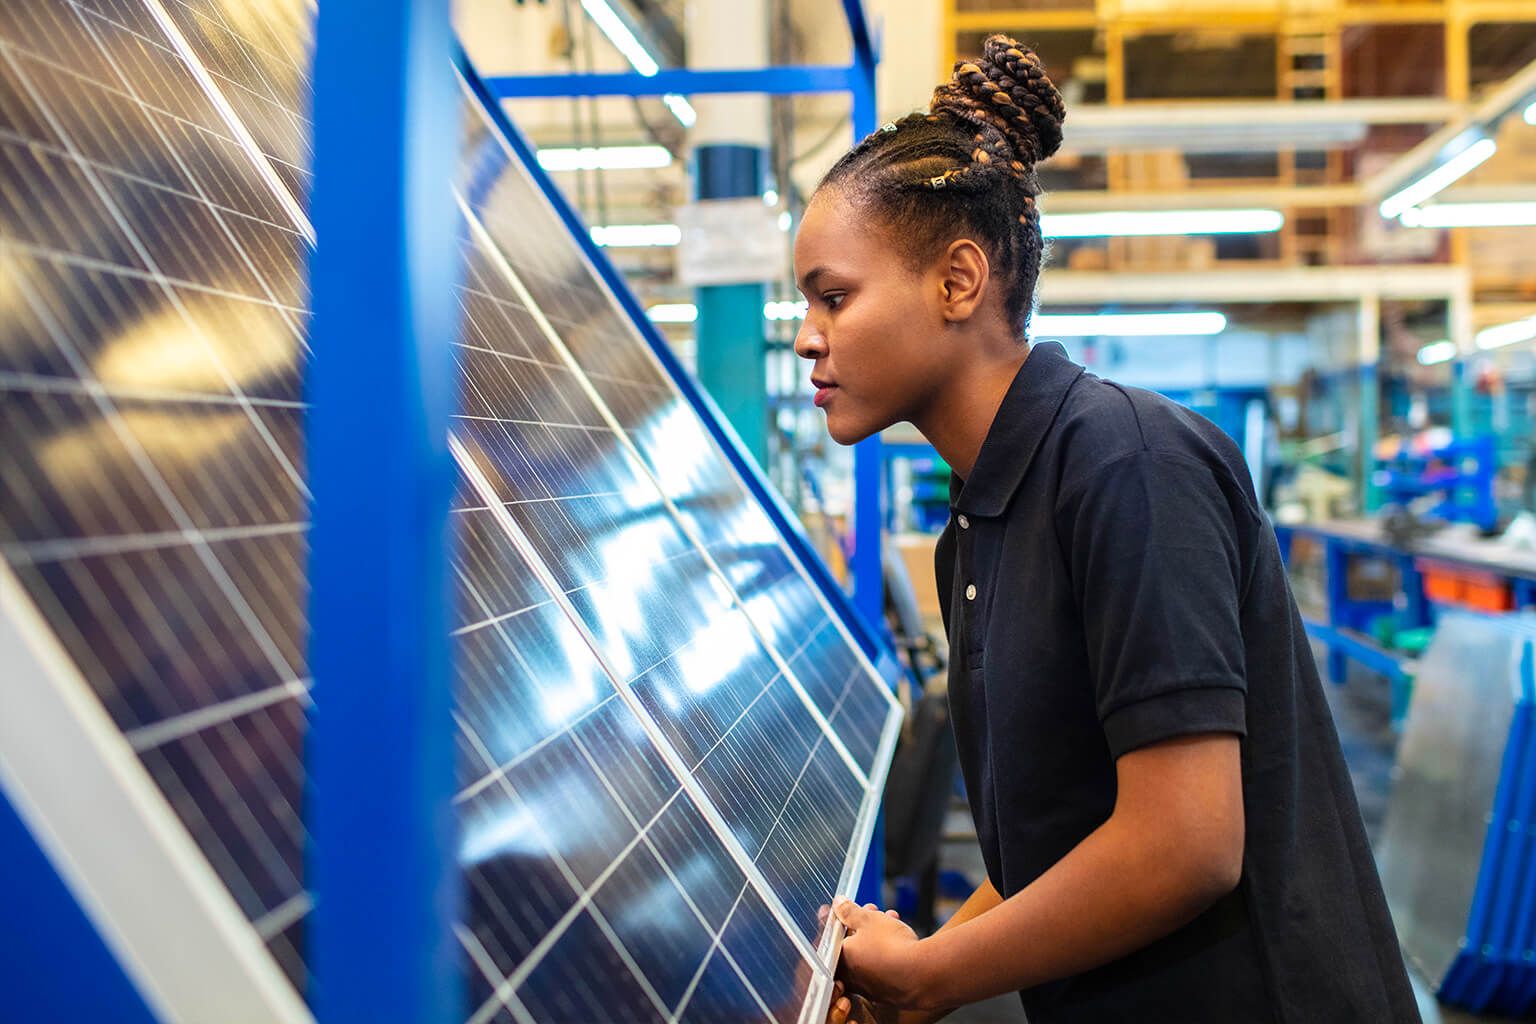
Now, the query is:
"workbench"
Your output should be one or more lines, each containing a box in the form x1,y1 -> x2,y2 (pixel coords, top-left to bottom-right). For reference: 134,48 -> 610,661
1275,519 -> 1536,700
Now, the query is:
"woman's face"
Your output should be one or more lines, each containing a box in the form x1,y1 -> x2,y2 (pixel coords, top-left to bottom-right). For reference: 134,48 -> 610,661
792,191 -> 955,445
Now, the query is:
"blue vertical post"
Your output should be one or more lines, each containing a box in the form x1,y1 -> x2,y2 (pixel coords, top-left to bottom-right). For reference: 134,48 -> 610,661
847,17 -> 887,906
848,42 -> 884,639
1361,362 -> 1381,513
1398,553 -> 1429,629
1325,540 -> 1349,685
308,1 -> 462,1021
1452,358 -> 1472,439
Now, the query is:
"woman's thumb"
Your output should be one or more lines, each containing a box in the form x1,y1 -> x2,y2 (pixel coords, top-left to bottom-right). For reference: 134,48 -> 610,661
833,897 -> 867,929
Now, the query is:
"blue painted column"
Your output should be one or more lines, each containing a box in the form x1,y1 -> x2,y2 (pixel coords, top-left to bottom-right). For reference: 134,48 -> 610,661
1357,296 -> 1381,514
1450,285 -> 1474,438
1452,358 -> 1473,438
848,44 -> 887,908
848,51 -> 885,639
1325,540 -> 1350,685
309,1 -> 462,1021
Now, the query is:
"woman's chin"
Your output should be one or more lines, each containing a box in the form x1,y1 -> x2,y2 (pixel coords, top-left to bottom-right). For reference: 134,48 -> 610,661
824,409 -> 881,447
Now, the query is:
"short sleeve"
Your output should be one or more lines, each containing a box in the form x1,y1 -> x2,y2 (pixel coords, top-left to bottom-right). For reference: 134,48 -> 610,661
1057,449 -> 1248,758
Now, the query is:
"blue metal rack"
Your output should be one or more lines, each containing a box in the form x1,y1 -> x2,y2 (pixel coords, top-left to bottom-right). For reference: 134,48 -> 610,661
308,2 -> 465,1019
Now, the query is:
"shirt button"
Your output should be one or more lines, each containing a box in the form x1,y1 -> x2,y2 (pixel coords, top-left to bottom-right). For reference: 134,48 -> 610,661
965,583 -> 977,601
957,514 -> 970,530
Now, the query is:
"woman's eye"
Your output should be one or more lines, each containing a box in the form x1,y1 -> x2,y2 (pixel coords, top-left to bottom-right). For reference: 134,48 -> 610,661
824,293 -> 845,310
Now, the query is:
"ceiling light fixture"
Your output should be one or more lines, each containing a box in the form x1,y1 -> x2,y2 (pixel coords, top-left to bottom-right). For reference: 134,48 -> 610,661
1399,202 -> 1536,229
645,303 -> 698,323
590,223 -> 681,247
1033,312 -> 1228,337
1380,136 -> 1497,220
578,0 -> 695,128
1040,209 -> 1283,238
536,145 -> 672,172
1416,340 -> 1458,365
1475,316 -> 1536,351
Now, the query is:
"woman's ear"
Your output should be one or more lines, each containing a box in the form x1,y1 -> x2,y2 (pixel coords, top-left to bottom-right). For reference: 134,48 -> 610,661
938,238 -> 989,324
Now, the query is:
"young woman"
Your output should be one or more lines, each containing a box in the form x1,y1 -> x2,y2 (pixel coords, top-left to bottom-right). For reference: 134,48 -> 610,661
797,35 -> 1421,1024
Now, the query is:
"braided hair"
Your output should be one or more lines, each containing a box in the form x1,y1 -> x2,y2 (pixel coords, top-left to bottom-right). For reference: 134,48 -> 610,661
817,35 -> 1065,338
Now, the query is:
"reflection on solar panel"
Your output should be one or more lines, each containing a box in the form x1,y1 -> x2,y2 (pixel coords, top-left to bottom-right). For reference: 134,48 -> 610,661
0,3 -> 901,1022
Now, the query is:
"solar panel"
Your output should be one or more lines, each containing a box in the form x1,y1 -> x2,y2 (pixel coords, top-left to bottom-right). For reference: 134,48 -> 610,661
0,3 -> 901,1021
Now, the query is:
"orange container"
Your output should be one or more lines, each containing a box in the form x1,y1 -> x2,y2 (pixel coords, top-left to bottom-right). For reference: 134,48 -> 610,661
1416,559 -> 1513,612
1420,568 -> 1463,605
1462,575 -> 1514,613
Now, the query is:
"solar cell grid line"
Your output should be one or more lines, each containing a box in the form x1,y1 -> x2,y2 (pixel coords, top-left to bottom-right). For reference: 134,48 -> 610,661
450,208 -> 877,953
0,0 -> 314,989
455,192 -> 872,795
139,0 -> 312,231
450,436 -> 823,1023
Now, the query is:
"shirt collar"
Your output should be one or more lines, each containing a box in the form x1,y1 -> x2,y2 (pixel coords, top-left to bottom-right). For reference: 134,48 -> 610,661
949,341 -> 1085,517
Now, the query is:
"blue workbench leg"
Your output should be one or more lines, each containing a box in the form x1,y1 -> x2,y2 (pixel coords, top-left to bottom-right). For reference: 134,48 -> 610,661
1515,578 -> 1536,612
1326,540 -> 1349,685
1399,553 -> 1429,629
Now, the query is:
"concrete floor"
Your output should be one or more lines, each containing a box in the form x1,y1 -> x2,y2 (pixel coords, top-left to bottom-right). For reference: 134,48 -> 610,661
928,650 -> 1498,1023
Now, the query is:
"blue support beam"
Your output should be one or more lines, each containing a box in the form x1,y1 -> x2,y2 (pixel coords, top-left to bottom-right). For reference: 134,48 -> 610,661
309,2 -> 463,1021
483,65 -> 861,99
846,33 -> 888,906
841,0 -> 879,70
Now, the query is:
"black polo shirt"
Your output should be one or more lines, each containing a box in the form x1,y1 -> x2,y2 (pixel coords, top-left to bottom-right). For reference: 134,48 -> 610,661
935,342 -> 1419,1022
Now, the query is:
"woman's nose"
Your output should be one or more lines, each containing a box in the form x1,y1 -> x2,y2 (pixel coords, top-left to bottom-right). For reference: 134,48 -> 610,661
794,321 -> 827,360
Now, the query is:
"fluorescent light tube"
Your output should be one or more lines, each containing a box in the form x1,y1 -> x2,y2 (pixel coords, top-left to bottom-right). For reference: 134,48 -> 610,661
1040,209 -> 1283,238
537,145 -> 672,172
590,223 -> 681,247
1416,340 -> 1457,365
647,304 -> 1227,336
1380,136 -> 1497,220
579,0 -> 657,75
662,94 -> 697,127
578,0 -> 695,129
647,301 -> 811,323
1476,316 -> 1536,351
1033,312 -> 1228,337
1399,202 -> 1536,228
646,303 -> 698,323
764,300 -> 808,321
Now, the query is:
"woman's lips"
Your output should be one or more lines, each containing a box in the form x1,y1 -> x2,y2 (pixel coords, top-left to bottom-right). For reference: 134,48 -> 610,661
813,384 -> 837,407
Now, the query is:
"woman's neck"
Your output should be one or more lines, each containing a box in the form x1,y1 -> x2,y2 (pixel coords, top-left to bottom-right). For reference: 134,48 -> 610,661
912,344 -> 1030,482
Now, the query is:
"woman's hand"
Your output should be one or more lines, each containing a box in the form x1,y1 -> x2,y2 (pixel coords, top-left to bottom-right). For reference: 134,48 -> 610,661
832,898 -> 929,1008
825,981 -> 900,1024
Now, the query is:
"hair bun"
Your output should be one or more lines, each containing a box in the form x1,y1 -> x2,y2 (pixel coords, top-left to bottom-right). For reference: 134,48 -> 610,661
935,34 -> 1064,166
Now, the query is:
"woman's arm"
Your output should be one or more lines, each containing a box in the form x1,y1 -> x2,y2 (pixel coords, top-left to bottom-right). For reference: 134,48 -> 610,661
834,733 -> 1244,1012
